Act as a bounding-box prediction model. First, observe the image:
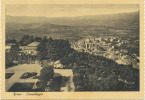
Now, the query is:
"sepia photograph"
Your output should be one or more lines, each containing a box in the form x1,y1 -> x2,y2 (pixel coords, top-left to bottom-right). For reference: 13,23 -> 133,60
5,4 -> 140,92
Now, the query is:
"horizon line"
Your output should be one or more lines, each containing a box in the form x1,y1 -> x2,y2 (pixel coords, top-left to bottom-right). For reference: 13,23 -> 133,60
6,10 -> 139,18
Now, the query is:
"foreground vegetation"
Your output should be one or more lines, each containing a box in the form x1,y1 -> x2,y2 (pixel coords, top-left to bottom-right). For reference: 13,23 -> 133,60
60,51 -> 139,91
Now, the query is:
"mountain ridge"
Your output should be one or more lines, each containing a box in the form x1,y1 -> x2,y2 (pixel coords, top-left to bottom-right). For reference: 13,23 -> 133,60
6,11 -> 139,25
5,11 -> 139,41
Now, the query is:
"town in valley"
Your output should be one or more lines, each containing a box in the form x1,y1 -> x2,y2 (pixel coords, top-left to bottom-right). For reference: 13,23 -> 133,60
5,4 -> 140,92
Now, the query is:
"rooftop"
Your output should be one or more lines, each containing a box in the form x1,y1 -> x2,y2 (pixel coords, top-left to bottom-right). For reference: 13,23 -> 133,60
27,42 -> 40,47
20,46 -> 37,50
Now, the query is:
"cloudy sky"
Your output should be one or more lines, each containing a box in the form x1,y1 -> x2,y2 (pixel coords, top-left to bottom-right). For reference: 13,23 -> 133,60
6,4 -> 139,17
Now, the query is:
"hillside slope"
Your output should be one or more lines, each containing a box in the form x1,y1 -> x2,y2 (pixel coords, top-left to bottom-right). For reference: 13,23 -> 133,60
6,11 -> 139,41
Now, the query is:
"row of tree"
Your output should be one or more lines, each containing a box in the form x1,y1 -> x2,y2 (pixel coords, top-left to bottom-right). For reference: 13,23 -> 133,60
6,35 -> 42,46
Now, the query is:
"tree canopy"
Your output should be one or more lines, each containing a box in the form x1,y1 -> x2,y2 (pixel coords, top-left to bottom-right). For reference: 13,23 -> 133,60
19,35 -> 34,46
37,37 -> 73,61
60,51 -> 139,91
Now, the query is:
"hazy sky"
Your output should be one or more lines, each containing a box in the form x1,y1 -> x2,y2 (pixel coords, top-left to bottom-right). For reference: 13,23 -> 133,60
6,4 -> 139,17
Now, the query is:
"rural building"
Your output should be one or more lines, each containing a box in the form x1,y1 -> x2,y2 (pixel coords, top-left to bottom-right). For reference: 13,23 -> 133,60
19,42 -> 40,55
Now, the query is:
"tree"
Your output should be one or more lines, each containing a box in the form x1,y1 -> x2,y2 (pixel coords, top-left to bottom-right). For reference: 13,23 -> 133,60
70,51 -> 139,91
37,37 -> 73,61
10,45 -> 20,61
34,36 -> 42,42
6,39 -> 17,44
20,35 -> 34,46
5,52 -> 15,68
39,66 -> 54,82
37,66 -> 54,91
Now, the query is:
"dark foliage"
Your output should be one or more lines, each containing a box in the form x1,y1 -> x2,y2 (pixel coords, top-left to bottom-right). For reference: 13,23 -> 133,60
73,64 -> 139,91
37,66 -> 54,91
6,39 -> 17,44
5,45 -> 20,68
60,51 -> 139,91
5,53 -> 16,69
39,66 -> 54,82
19,35 -> 34,46
37,37 -> 73,61
34,36 -> 42,42
10,45 -> 20,60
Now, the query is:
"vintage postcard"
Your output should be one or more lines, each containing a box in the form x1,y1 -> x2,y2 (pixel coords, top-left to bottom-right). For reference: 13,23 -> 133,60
1,0 -> 144,99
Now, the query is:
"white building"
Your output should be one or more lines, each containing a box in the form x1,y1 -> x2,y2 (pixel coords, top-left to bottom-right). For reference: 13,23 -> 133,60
19,42 -> 40,55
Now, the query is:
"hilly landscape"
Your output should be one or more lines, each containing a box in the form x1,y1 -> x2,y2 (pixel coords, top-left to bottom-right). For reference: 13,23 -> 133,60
6,11 -> 139,42
5,9 -> 140,92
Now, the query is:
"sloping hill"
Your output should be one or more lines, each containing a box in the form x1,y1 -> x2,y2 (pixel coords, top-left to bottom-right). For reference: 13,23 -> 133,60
5,11 -> 139,41
6,11 -> 139,25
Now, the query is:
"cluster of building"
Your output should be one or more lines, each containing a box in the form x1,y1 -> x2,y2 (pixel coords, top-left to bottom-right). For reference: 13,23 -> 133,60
5,36 -> 139,69
6,42 -> 40,56
71,36 -> 139,69
6,42 -> 40,64
5,41 -> 64,68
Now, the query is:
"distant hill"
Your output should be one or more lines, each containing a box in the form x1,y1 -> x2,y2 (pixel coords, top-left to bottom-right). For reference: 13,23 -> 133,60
6,11 -> 139,25
5,11 -> 139,41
